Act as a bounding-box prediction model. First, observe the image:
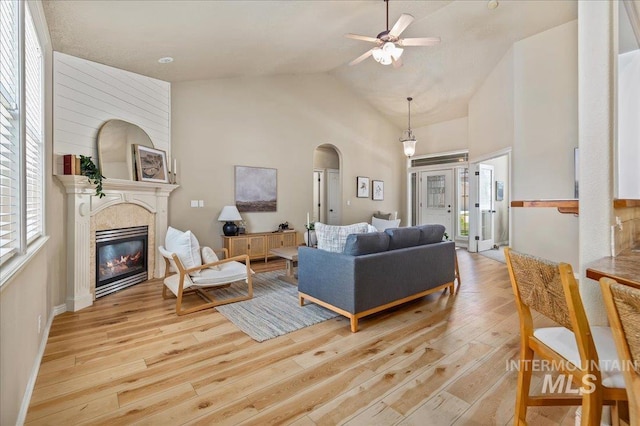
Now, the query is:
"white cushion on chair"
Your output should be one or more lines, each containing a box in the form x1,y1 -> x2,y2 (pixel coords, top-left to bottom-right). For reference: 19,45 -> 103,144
165,227 -> 202,275
533,326 -> 625,387
190,261 -> 250,286
201,246 -> 221,271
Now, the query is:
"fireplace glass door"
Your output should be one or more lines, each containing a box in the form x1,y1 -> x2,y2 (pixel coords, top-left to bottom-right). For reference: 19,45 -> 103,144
95,226 -> 148,298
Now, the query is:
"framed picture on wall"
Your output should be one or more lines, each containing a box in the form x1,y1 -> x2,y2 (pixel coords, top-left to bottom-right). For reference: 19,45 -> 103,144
356,176 -> 369,198
235,166 -> 277,212
134,145 -> 169,183
372,180 -> 384,200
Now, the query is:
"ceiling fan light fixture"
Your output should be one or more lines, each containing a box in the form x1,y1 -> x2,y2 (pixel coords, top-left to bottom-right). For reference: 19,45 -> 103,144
372,47 -> 384,63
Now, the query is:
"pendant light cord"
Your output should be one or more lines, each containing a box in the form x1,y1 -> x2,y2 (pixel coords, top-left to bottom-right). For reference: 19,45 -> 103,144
407,97 -> 412,132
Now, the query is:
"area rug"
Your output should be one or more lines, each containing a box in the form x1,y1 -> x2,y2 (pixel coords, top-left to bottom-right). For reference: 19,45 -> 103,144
478,246 -> 506,263
213,270 -> 339,342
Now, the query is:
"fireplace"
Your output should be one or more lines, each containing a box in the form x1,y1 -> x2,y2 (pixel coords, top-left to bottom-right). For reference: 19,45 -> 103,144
95,226 -> 148,298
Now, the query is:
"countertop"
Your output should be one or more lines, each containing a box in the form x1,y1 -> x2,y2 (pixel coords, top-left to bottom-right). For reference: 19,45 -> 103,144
585,249 -> 640,289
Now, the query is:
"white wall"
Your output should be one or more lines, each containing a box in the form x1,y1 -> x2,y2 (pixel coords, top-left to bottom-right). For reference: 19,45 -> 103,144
170,74 -> 404,249
468,49 -> 515,159
1,2 -> 59,424
52,52 -> 171,169
412,117 -> 468,156
617,49 -> 640,199
511,20 -> 579,267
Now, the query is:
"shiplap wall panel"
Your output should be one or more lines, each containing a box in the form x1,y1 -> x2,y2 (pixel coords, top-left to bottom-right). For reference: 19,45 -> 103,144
53,52 -> 170,174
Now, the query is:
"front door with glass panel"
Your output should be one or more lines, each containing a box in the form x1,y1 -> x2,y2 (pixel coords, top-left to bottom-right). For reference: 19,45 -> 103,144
476,163 -> 495,251
419,170 -> 453,236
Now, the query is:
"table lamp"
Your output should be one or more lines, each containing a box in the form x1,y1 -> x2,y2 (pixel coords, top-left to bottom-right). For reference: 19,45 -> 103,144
218,205 -> 242,236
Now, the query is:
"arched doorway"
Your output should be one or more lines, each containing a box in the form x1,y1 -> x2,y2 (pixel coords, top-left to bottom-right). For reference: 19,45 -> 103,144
313,145 -> 341,225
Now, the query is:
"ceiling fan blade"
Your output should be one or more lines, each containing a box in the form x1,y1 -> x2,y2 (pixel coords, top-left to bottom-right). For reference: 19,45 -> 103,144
392,56 -> 403,69
345,33 -> 380,43
389,14 -> 414,38
397,37 -> 441,47
349,49 -> 374,66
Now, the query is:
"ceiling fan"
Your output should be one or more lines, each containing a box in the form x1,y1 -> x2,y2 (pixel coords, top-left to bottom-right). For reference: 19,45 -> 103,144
346,0 -> 441,68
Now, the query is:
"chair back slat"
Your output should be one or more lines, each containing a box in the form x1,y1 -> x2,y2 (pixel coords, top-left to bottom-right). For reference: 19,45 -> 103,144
506,249 -> 574,331
610,282 -> 640,374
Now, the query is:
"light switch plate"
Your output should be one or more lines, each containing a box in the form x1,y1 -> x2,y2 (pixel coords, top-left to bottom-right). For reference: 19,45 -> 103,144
198,200 -> 204,207
190,200 -> 198,207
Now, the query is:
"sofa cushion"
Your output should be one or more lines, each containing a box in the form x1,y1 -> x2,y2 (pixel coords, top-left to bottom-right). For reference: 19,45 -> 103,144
385,227 -> 421,250
371,216 -> 401,232
373,211 -> 392,220
343,232 -> 390,256
315,222 -> 370,253
416,224 -> 446,245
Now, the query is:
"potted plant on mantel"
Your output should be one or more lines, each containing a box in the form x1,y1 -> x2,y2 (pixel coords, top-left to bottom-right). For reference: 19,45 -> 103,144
79,155 -> 106,198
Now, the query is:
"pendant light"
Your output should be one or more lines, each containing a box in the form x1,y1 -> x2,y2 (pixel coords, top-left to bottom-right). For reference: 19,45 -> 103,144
400,97 -> 416,157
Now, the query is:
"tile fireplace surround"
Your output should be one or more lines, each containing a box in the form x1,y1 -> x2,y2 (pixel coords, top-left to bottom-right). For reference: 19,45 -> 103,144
56,175 -> 178,312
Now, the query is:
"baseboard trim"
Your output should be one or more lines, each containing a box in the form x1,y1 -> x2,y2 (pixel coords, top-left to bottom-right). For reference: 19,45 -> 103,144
16,306 -> 56,425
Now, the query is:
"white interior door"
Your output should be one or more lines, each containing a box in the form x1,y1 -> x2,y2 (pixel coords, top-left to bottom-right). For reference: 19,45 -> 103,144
326,169 -> 340,225
313,170 -> 323,223
419,170 -> 453,236
477,163 -> 495,251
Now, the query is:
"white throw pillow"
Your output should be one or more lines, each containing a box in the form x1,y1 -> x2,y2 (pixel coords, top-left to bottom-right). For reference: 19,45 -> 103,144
165,227 -> 202,275
201,246 -> 221,271
371,216 -> 401,232
315,222 -> 370,253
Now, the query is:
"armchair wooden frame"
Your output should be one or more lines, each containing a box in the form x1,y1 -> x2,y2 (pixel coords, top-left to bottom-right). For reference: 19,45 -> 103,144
600,278 -> 640,425
161,247 -> 253,316
504,248 -> 627,426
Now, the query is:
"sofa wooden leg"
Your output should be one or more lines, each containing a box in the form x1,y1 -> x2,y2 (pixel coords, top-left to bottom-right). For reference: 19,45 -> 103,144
299,294 -> 304,306
350,317 -> 358,333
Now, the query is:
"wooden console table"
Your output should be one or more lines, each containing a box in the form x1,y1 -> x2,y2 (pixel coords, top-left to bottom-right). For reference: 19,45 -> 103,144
222,230 -> 298,262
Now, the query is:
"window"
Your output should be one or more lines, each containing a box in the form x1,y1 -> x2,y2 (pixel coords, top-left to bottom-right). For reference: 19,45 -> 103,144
0,0 -> 44,271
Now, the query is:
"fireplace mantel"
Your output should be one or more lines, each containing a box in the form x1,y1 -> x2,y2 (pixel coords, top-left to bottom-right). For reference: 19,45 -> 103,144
56,175 -> 178,311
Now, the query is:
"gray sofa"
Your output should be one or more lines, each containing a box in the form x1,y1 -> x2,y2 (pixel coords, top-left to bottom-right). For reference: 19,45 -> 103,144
298,224 -> 456,332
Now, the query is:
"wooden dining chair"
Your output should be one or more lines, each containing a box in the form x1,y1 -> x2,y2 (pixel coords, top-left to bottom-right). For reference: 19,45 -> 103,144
504,248 -> 627,426
599,278 -> 640,425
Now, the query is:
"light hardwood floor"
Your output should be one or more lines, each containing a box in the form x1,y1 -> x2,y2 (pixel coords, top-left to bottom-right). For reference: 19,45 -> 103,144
26,250 -> 577,425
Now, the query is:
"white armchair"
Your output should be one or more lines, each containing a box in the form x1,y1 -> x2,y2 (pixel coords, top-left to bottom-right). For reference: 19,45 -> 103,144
158,245 -> 253,315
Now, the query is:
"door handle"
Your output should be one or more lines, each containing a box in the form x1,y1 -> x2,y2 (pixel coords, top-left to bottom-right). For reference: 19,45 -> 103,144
330,209 -> 334,212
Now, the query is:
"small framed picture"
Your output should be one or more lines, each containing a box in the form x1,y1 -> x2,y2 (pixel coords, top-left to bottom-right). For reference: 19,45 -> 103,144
356,176 -> 369,198
134,145 -> 169,183
372,180 -> 384,201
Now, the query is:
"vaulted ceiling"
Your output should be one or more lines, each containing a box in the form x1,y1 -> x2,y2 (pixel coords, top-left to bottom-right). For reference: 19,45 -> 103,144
42,0 -> 577,128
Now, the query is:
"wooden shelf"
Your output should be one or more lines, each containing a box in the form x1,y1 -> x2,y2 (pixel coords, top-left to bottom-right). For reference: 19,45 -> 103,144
510,199 -> 579,215
613,199 -> 640,208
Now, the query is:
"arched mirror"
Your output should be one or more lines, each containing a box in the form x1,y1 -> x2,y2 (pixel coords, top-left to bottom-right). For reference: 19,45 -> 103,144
97,119 -> 154,180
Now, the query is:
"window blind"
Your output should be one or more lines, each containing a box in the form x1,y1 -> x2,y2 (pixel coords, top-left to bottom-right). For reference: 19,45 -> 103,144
24,6 -> 43,243
0,0 -> 19,264
0,0 -> 44,267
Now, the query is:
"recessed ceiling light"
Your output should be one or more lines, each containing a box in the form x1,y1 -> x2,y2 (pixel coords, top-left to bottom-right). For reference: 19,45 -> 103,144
487,0 -> 499,9
158,57 -> 174,64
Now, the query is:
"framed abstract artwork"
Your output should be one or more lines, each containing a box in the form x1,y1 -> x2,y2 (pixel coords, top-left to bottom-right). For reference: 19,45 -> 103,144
235,166 -> 277,212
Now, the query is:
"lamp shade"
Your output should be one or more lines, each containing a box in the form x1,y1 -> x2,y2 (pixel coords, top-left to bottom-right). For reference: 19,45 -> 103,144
218,205 -> 242,222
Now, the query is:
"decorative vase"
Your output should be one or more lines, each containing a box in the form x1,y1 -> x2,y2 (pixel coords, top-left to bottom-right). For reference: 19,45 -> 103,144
304,230 -> 317,247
